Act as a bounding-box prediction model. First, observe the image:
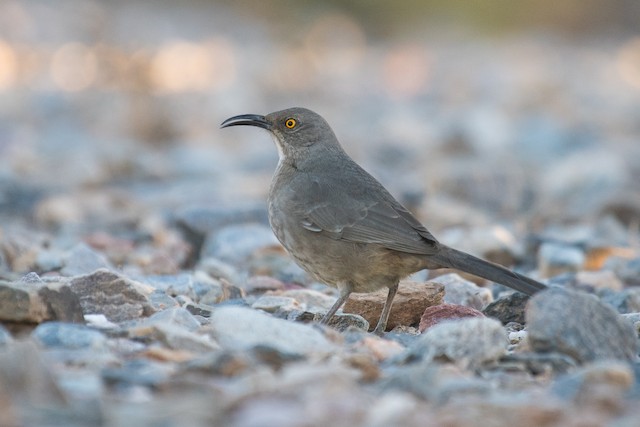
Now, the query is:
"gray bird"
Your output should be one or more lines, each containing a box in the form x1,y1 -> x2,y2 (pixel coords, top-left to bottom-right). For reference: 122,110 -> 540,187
221,107 -> 546,334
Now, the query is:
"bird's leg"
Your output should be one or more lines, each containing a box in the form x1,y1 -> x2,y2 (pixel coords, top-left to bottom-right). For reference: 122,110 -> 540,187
372,282 -> 399,336
320,282 -> 353,325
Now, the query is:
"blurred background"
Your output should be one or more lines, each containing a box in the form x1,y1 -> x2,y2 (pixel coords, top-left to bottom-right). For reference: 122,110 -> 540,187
0,0 -> 639,274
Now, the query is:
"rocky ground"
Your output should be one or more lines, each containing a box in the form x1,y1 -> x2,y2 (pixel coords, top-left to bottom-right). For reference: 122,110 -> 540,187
1,1 -> 640,426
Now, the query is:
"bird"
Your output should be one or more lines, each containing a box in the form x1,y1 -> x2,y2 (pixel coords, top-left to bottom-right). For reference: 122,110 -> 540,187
221,107 -> 546,334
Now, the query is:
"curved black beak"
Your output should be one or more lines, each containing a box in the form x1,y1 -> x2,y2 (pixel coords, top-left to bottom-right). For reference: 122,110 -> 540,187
220,114 -> 271,130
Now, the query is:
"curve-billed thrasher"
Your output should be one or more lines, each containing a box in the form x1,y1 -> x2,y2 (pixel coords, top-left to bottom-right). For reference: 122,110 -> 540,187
221,107 -> 546,334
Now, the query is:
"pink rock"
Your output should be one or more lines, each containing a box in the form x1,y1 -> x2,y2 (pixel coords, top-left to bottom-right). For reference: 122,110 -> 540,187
419,303 -> 485,332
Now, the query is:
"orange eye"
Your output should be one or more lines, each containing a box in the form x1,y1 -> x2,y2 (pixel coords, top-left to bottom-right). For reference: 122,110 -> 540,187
285,118 -> 297,129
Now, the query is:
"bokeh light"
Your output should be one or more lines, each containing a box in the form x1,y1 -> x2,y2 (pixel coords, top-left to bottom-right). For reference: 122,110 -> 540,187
0,39 -> 18,90
50,42 -> 97,91
382,44 -> 431,100
149,39 -> 236,93
617,37 -> 640,89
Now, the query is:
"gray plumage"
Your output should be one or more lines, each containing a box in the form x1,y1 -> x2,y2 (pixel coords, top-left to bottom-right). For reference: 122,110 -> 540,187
221,107 -> 546,334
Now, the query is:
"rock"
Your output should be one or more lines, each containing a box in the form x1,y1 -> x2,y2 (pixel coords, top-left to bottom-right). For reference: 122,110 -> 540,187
183,301 -> 215,318
242,275 -> 286,293
380,362 -> 485,401
145,307 -> 202,332
0,325 -> 12,346
482,292 -> 530,324
251,295 -> 301,314
68,269 -> 155,322
32,322 -> 107,349
281,289 -> 337,311
419,304 -> 485,332
140,273 -> 197,298
102,359 -> 175,387
60,243 -> 113,276
358,336 -> 405,361
501,352 -> 577,375
538,242 -> 585,277
0,279 -> 84,323
246,246 -> 310,284
606,256 -> 640,286
127,308 -> 219,354
430,273 -> 493,310
0,340 -> 68,425
198,277 -> 245,305
622,313 -> 640,337
201,223 -> 279,264
552,360 -> 634,402
526,288 -> 638,363
574,270 -> 624,292
602,287 -> 640,314
195,257 -> 243,286
343,281 -> 444,332
207,306 -> 336,356
406,317 -> 508,370
37,283 -> 85,323
326,313 -> 370,332
174,205 -> 268,244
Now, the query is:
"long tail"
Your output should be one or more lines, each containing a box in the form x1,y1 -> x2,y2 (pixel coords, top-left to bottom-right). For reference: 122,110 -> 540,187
430,245 -> 546,295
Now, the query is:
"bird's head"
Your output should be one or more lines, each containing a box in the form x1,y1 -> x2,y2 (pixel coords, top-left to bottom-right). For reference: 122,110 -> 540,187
221,107 -> 342,166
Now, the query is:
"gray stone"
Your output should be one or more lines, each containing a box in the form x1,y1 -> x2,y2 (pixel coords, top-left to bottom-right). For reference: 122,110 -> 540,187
0,325 -> 12,346
141,273 -> 196,298
551,360 -> 634,401
207,306 -> 336,356
102,359 -> 174,387
145,307 -> 201,332
251,295 -> 301,314
482,292 -> 530,324
405,317 -> 508,370
606,256 -> 640,286
174,205 -> 269,240
0,280 -> 84,323
201,223 -> 279,264
430,273 -> 493,310
602,287 -> 640,314
126,307 -> 219,353
68,269 -> 155,322
0,340 -> 67,424
526,288 -> 638,363
32,322 -> 107,349
61,243 -> 113,276
537,242 -> 585,277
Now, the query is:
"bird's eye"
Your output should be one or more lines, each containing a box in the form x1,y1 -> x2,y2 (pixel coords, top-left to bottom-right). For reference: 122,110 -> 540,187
285,118 -> 297,129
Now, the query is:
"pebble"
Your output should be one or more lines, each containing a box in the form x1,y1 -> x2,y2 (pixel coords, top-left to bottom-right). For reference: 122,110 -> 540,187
573,270 -> 624,291
526,288 -> 638,363
32,322 -> 107,349
606,256 -> 640,286
482,292 -> 530,324
343,281 -> 444,332
537,242 -> 585,277
419,303 -> 485,332
601,287 -> 640,314
405,317 -> 508,370
200,223 -> 279,265
206,306 -> 336,356
69,269 -> 156,322
251,295 -> 301,314
430,273 -> 493,310
0,325 -> 12,346
60,243 -> 114,276
0,279 -> 84,323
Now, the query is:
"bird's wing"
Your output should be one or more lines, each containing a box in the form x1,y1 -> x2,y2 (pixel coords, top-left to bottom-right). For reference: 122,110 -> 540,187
299,178 -> 439,255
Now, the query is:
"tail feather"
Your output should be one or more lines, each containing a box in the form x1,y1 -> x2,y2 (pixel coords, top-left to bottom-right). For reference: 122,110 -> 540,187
432,245 -> 546,296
